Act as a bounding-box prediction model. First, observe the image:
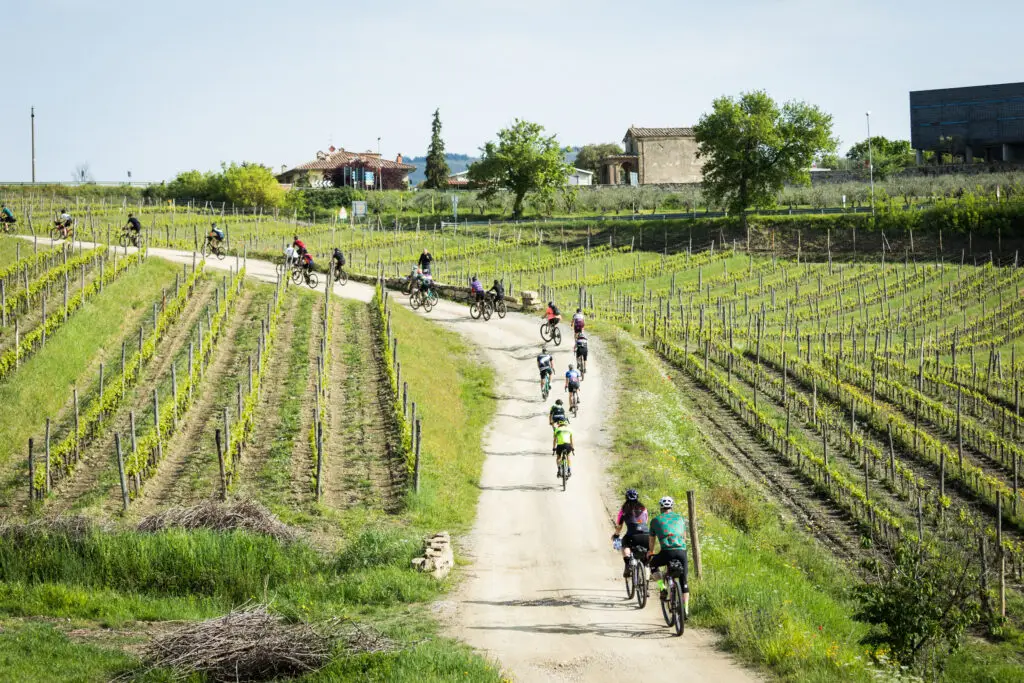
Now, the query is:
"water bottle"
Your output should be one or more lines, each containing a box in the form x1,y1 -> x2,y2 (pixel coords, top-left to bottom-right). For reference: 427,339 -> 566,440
612,537 -> 622,551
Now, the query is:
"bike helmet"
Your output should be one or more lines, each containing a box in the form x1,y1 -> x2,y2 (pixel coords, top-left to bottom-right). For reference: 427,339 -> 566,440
576,308 -> 582,314
541,347 -> 548,354
128,212 -> 134,218
577,332 -> 587,339
549,301 -> 555,307
555,399 -> 563,405
659,496 -> 675,510
625,488 -> 639,502
568,363 -> 574,370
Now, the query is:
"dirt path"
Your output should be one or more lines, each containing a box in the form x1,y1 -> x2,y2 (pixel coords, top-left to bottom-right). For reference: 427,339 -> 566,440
322,300 -> 400,511
131,288 -> 256,515
40,239 -> 757,682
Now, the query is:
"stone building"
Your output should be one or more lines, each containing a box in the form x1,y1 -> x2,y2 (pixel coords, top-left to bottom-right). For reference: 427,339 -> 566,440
277,146 -> 416,190
910,82 -> 1024,164
599,127 -> 702,185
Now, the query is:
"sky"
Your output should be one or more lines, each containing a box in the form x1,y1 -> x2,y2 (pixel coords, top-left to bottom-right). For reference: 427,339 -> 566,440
2,0 -> 1022,183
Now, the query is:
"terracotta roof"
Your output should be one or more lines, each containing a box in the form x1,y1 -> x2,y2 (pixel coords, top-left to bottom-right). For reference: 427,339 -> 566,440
626,127 -> 694,139
290,148 -> 416,172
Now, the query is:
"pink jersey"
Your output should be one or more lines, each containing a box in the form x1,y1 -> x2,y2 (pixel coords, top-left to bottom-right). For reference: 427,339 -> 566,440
617,506 -> 649,531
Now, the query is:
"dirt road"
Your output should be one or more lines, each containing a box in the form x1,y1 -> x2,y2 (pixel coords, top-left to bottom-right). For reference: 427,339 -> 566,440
26,238 -> 756,681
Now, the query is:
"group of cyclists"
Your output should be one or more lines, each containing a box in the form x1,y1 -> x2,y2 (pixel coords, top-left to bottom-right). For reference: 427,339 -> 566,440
281,235 -> 348,287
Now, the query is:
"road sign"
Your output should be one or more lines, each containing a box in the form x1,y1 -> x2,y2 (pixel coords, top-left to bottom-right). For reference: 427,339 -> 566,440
452,194 -> 459,221
352,201 -> 367,217
629,172 -> 638,186
365,171 -> 375,187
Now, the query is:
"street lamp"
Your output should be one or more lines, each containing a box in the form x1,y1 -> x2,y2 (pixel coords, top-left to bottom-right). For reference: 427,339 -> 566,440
866,111 -> 875,218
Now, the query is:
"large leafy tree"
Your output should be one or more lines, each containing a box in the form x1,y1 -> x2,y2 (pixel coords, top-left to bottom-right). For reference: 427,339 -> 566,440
846,136 -> 914,180
694,90 -> 837,228
574,142 -> 623,173
423,108 -> 450,189
220,162 -> 284,207
468,119 -> 571,219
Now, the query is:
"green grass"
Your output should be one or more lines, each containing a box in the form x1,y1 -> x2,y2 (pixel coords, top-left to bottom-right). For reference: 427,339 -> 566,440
0,258 -> 180,500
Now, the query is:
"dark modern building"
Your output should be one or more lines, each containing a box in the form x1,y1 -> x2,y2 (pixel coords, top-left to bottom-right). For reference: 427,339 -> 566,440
910,82 -> 1024,163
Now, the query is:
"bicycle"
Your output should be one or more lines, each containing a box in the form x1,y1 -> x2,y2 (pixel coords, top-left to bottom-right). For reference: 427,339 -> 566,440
469,296 -> 492,321
621,540 -> 650,608
568,387 -> 579,418
540,319 -> 562,345
291,267 -> 319,289
555,447 -> 572,492
577,353 -> 587,379
541,372 -> 552,400
203,237 -> 226,260
333,267 -> 349,286
50,222 -> 74,241
276,254 -> 300,276
658,559 -> 687,636
118,229 -> 142,249
486,293 -> 507,319
0,219 -> 16,234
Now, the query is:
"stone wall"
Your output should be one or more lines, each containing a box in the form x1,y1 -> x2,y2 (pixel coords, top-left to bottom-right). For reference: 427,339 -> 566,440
639,137 -> 702,184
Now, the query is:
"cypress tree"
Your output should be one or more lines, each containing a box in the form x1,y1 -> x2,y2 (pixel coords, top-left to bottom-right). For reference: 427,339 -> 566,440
424,108 -> 450,190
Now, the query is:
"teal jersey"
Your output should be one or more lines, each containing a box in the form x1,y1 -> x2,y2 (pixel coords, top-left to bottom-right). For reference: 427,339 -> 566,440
649,510 -> 687,551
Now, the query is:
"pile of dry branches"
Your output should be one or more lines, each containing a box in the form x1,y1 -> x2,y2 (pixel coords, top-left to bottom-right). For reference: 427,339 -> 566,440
145,605 -> 395,681
0,514 -> 104,540
136,499 -> 297,542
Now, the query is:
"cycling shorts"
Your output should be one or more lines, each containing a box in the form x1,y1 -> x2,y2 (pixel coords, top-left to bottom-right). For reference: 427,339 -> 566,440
575,347 -> 588,361
568,381 -> 581,392
1,215 -> 15,223
573,319 -> 585,332
540,367 -> 553,379
649,549 -> 688,593
473,290 -> 485,301
555,443 -> 574,456
623,532 -> 649,555
547,316 -> 561,326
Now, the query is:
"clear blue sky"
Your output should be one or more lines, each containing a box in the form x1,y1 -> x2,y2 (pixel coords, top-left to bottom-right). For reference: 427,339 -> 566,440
3,0 -> 1021,182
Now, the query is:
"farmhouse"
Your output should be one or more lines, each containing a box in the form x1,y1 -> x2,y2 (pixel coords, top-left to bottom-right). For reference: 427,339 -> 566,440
600,127 -> 702,185
277,146 -> 417,190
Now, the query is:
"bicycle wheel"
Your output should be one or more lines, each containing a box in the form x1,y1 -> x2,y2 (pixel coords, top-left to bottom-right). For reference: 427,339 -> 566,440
635,562 -> 648,609
496,300 -> 507,318
337,269 -> 348,285
50,227 -> 64,241
118,234 -> 130,249
410,291 -> 422,310
560,455 -> 568,491
672,579 -> 685,635
552,327 -> 562,345
570,399 -> 578,418
423,296 -> 435,312
306,272 -> 319,289
215,246 -> 226,261
482,301 -> 493,321
470,301 -> 481,319
540,323 -> 553,342
624,557 -> 635,599
660,578 -> 674,626
578,357 -> 586,378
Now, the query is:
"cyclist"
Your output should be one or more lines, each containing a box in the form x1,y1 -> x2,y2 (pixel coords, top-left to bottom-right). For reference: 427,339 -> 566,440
470,275 -> 485,303
292,235 -> 307,256
612,489 -> 650,578
418,248 -> 433,275
545,301 -> 561,328
0,203 -> 16,227
56,208 -> 73,237
647,495 -> 690,618
552,419 -> 574,478
488,278 -> 504,302
548,399 -> 567,428
565,363 -> 582,406
124,213 -> 142,242
300,251 -> 316,283
572,308 -> 586,337
574,333 -> 588,373
208,222 -> 225,247
537,347 -> 554,393
420,270 -> 435,297
331,247 -> 345,277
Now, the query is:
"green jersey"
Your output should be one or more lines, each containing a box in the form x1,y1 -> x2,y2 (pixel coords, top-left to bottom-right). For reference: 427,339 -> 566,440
649,510 -> 687,551
554,425 -> 573,446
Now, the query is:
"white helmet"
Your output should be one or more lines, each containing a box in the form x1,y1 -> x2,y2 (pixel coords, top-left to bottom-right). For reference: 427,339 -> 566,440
659,496 -> 675,510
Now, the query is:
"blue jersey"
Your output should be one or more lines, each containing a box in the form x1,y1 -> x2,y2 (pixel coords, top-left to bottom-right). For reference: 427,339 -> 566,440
566,369 -> 581,383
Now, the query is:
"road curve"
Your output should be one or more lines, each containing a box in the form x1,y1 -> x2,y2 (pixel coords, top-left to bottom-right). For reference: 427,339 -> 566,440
25,238 -> 757,682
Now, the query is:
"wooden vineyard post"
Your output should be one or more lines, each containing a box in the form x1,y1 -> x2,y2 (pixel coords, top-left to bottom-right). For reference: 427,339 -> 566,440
170,365 -> 178,429
44,418 -> 51,494
998,494 -> 1006,618
215,429 -> 226,501
414,417 -> 423,494
888,422 -> 896,483
27,438 -> 35,502
115,433 -> 129,512
153,390 -> 162,465
687,490 -> 703,579
315,421 -> 324,501
73,387 -> 80,464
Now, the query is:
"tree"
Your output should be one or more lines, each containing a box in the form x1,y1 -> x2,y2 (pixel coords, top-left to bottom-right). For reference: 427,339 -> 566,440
72,163 -> 94,183
467,119 -> 571,219
574,143 -> 623,174
846,137 -> 914,180
423,109 -> 450,190
221,162 -> 285,207
694,91 -> 837,232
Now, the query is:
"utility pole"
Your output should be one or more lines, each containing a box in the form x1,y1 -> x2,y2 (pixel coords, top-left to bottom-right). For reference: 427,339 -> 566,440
866,111 -> 875,218
31,107 -> 36,183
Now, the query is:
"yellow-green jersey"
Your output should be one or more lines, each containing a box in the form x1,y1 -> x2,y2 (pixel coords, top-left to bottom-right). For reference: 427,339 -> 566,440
554,425 -> 573,446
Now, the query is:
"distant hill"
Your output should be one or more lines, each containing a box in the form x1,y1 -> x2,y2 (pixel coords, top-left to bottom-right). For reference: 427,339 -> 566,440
405,153 -> 476,186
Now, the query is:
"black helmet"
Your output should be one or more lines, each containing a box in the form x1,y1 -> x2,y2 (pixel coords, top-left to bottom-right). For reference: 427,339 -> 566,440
625,488 -> 639,502
576,308 -> 582,313
555,399 -> 563,405
333,246 -> 341,254
541,347 -> 547,354
128,212 -> 134,218
548,301 -> 555,307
